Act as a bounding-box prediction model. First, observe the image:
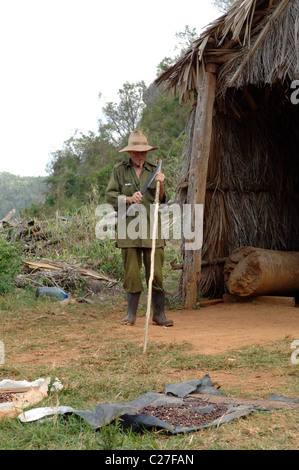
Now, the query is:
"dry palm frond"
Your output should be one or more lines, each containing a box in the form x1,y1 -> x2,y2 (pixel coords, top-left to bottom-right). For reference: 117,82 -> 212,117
225,0 -> 290,88
156,0 -> 295,102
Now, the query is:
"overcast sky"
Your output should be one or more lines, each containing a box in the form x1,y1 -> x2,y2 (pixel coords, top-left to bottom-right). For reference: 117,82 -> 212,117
0,0 -> 221,177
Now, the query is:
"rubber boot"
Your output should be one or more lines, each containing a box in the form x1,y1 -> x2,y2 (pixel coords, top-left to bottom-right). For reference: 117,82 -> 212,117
152,290 -> 173,327
121,292 -> 141,326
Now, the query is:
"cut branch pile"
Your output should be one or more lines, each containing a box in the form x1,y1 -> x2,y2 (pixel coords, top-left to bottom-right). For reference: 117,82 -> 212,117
1,216 -> 62,254
1,210 -> 120,296
16,259 -> 116,294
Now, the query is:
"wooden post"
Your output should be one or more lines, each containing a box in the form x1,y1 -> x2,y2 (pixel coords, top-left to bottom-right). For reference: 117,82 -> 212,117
183,64 -> 217,309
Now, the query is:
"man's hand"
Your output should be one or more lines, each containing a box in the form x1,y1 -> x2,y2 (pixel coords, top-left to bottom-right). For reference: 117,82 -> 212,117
155,171 -> 165,201
121,191 -> 143,205
129,191 -> 143,204
155,171 -> 165,183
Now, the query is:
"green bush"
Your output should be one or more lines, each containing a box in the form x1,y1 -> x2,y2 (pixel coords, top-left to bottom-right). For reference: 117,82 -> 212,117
86,238 -> 123,280
0,238 -> 22,295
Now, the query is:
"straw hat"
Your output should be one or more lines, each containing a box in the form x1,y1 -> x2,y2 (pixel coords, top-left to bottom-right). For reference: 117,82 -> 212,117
119,130 -> 158,153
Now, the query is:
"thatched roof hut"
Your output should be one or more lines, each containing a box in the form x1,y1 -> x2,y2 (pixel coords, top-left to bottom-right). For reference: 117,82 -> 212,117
156,0 -> 299,307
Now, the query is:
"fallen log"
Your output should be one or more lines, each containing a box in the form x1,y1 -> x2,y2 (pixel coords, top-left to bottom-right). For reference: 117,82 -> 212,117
224,247 -> 299,297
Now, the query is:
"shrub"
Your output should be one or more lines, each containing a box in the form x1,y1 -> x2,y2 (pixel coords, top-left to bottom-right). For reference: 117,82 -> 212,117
0,238 -> 22,295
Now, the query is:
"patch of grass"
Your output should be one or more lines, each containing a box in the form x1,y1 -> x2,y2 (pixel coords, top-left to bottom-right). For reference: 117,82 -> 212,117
0,285 -> 298,450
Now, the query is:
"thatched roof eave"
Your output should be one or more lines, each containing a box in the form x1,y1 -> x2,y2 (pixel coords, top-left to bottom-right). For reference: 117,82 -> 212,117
156,0 -> 299,103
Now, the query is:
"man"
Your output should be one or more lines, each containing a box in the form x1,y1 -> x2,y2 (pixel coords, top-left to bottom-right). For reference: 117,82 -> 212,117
105,130 -> 173,327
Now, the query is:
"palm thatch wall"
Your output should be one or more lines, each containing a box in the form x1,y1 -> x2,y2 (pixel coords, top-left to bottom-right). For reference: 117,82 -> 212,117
156,0 -> 299,300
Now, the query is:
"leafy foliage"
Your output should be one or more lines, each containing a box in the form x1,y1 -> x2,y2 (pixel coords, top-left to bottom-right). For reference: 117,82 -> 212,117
44,131 -> 121,211
99,81 -> 147,147
0,238 -> 22,295
42,86 -> 191,211
141,92 -> 192,198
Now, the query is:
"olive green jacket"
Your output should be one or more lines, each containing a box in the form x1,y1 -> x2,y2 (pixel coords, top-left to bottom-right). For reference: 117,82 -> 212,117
105,157 -> 166,248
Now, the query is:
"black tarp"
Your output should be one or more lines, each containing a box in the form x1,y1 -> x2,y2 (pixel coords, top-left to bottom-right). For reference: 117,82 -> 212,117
18,375 -> 299,434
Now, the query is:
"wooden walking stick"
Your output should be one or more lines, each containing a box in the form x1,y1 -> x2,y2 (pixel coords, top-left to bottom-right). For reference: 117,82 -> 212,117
143,160 -> 161,354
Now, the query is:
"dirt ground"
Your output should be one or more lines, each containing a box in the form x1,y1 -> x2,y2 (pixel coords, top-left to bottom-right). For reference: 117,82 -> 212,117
4,299 -> 299,396
114,301 -> 299,394
119,302 -> 299,355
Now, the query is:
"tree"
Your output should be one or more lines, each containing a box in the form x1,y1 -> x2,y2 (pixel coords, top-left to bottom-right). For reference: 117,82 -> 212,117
45,131 -> 120,210
175,25 -> 199,54
156,26 -> 199,77
140,92 -> 192,199
99,81 -> 147,147
156,57 -> 174,77
212,0 -> 235,12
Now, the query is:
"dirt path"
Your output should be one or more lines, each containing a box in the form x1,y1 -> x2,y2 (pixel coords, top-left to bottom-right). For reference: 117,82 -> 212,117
4,299 -> 298,396
116,302 -> 299,354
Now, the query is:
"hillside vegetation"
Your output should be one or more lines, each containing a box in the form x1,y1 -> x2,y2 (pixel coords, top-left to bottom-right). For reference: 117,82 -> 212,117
0,172 -> 46,220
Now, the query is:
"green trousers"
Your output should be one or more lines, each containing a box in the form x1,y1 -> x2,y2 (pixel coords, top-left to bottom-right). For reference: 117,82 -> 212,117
121,247 -> 164,293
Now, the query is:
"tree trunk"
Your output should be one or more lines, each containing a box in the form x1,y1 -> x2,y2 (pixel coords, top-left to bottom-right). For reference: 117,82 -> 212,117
224,246 -> 299,297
